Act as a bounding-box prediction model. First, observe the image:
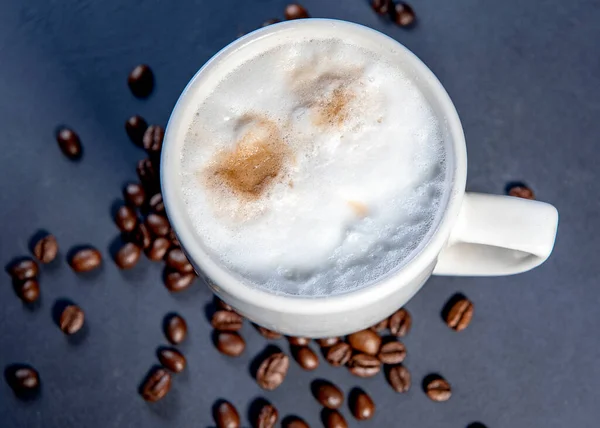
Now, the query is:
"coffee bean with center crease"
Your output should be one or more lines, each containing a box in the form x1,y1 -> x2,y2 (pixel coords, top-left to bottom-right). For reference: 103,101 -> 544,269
149,193 -> 165,213
446,297 -> 474,331
215,331 -> 246,357
164,314 -> 187,344
163,269 -> 195,292
59,305 -> 85,335
389,308 -> 412,337
114,242 -> 141,269
165,248 -> 193,273
137,158 -> 159,193
56,128 -> 82,160
282,416 -> 310,428
128,64 -> 154,98
140,367 -> 171,402
69,247 -> 102,272
313,380 -> 343,409
6,365 -> 40,396
392,2 -> 416,27
424,376 -> 452,402
348,329 -> 381,356
377,340 -> 406,364
350,389 -> 375,420
287,336 -> 310,346
254,324 -> 282,340
284,3 -> 310,20
146,213 -> 170,237
322,409 -> 348,428
508,184 -> 535,199
292,346 -> 319,371
214,400 -> 240,428
157,347 -> 186,373
123,182 -> 146,208
15,279 -> 40,303
33,234 -> 58,264
255,403 -> 278,428
387,364 -> 411,392
115,205 -> 138,232
370,318 -> 389,332
132,223 -> 152,249
371,0 -> 392,15
317,337 -> 341,348
125,115 -> 148,147
212,310 -> 243,331
348,354 -> 381,377
7,258 -> 39,281
325,342 -> 352,366
256,352 -> 289,390
143,125 -> 164,155
146,237 -> 170,261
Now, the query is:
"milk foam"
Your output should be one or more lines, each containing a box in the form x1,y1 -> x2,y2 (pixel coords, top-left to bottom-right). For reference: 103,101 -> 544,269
180,36 -> 447,296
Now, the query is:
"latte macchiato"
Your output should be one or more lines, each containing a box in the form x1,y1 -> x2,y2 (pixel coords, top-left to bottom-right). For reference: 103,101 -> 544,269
179,25 -> 448,296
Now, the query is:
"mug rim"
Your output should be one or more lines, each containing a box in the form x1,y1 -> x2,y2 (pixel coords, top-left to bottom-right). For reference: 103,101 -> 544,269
161,18 -> 467,315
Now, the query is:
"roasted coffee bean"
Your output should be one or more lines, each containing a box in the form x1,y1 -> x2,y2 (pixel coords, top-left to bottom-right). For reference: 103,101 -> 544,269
371,0 -> 392,15
314,380 -> 343,409
255,403 -> 278,428
425,376 -> 451,401
7,258 -> 39,281
165,248 -> 193,273
387,364 -> 411,392
69,247 -> 102,272
347,354 -> 381,377
16,279 -> 40,303
140,367 -> 171,402
287,336 -> 310,346
446,297 -> 474,331
157,347 -> 186,373
254,324 -> 282,340
212,310 -> 243,331
114,242 -> 141,269
262,18 -> 280,27
56,128 -> 82,160
285,3 -> 310,20
115,205 -> 138,232
123,182 -> 146,208
164,269 -> 195,292
168,229 -> 180,247
322,409 -> 348,428
125,115 -> 148,146
282,416 -> 310,428
215,331 -> 246,357
350,389 -> 375,420
377,340 -> 406,364
149,193 -> 165,213
136,158 -> 159,193
128,64 -> 154,98
325,342 -> 352,366
292,346 -> 319,371
508,184 -> 535,199
146,237 -> 170,261
146,213 -> 170,237
132,223 -> 152,249
256,352 -> 289,390
214,295 -> 234,311
392,2 -> 416,27
59,305 -> 85,335
370,318 -> 389,332
33,234 -> 58,264
6,365 -> 40,395
389,308 -> 412,337
214,400 -> 240,428
347,329 -> 381,356
164,314 -> 187,344
143,125 -> 164,155
317,337 -> 341,348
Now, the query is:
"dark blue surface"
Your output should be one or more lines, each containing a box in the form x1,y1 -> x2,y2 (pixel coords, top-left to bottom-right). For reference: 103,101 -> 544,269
1,1 -> 599,427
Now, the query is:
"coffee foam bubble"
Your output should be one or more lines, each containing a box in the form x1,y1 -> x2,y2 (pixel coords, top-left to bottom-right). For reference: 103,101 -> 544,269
180,37 -> 447,296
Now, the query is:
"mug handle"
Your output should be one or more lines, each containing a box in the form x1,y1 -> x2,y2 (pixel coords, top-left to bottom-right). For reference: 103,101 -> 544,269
433,193 -> 559,276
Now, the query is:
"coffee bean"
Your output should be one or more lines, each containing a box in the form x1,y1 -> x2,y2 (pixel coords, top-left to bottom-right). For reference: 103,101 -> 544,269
214,295 -> 234,312
146,237 -> 170,261
285,3 -> 309,20
255,403 -> 278,428
137,158 -> 159,193
371,0 -> 392,15
125,115 -> 148,146
212,310 -> 243,331
347,329 -> 381,356
392,2 -> 416,27
132,222 -> 152,249
317,337 -> 341,348
164,314 -> 187,345
115,205 -> 138,232
143,125 -> 164,155
292,346 -> 319,371
7,258 -> 39,281
215,331 -> 246,357
15,279 -> 40,303
347,354 -> 381,377
508,184 -> 535,199
59,305 -> 85,335
157,347 -> 186,373
33,234 -> 58,264
350,389 -> 375,420
287,336 -> 310,346
69,247 -> 102,272
446,297 -> 474,331
123,182 -> 146,208
256,352 -> 289,390
146,213 -> 170,237
377,340 -> 406,364
325,342 -> 352,366
214,400 -> 240,428
149,193 -> 165,213
114,242 -> 141,269
168,229 -> 180,247
56,128 -> 82,160
282,416 -> 310,428
387,364 -> 411,392
6,365 -> 40,395
262,18 -> 281,27
128,64 -> 154,98
163,269 -> 195,292
140,367 -> 171,402
313,380 -> 343,409
370,318 -> 389,332
424,376 -> 451,401
322,409 -> 348,428
165,248 -> 193,273
254,324 -> 282,339
389,308 -> 411,337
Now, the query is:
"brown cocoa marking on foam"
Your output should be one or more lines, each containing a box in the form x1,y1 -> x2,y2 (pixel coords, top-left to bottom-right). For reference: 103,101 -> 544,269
348,200 -> 368,217
313,86 -> 356,128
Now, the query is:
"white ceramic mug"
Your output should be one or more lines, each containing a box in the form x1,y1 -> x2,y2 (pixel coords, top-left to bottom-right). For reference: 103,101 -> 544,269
161,19 -> 559,337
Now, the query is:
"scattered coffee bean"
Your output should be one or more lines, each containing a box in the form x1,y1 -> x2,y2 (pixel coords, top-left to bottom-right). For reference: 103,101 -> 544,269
149,193 -> 165,213
325,342 -> 352,366
508,184 -> 535,199
146,213 -> 170,237
7,258 -> 39,281
125,115 -> 148,146
137,158 -> 159,193
389,308 -> 412,337
377,340 -> 406,364
256,352 -> 289,390
214,400 -> 240,428
347,354 -> 381,377
255,403 -> 278,428
163,269 -> 195,292
350,389 -> 375,420
446,297 -> 474,331
115,205 -> 138,232
322,409 -> 348,428
284,3 -> 310,20
254,324 -> 282,340
371,0 -> 392,15
123,182 -> 146,208
165,248 -> 193,273
370,318 -> 389,332
33,234 -> 58,264
214,295 -> 234,312
69,247 -> 102,272
143,125 -> 164,155
262,18 -> 281,27
347,329 -> 381,356
146,237 -> 170,261
392,2 -> 416,27
424,376 -> 451,402
314,380 -> 343,409
317,337 -> 341,347
59,305 -> 85,335
387,364 -> 411,392
168,229 -> 180,247
292,346 -> 319,371
114,242 -> 142,269
140,367 -> 171,402
215,331 -> 246,357
132,223 -> 152,249
15,279 -> 40,303
212,310 -> 243,331
6,365 -> 40,396
128,64 -> 154,98
282,416 -> 310,428
56,128 -> 82,160
164,314 -> 187,345
287,336 -> 310,346
157,347 -> 186,373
